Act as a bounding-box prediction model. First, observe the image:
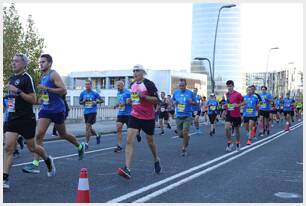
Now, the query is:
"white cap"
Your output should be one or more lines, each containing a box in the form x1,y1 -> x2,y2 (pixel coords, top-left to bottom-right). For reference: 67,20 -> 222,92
133,64 -> 147,74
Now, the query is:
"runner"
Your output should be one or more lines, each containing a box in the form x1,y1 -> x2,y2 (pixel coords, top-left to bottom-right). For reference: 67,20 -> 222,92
206,93 -> 219,136
22,54 -> 85,174
275,95 -> 283,123
242,86 -> 260,145
258,86 -> 273,136
250,85 -> 262,140
270,96 -> 278,127
117,64 -> 161,179
283,92 -> 295,131
219,96 -> 227,122
158,91 -> 171,135
79,80 -> 102,150
295,98 -> 303,121
192,88 -> 202,134
172,79 -> 197,156
200,96 -> 208,124
167,94 -> 175,119
4,53 -> 55,189
114,80 -> 132,152
224,80 -> 243,152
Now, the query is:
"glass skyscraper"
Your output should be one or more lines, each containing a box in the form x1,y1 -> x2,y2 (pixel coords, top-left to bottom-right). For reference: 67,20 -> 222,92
191,3 -> 241,96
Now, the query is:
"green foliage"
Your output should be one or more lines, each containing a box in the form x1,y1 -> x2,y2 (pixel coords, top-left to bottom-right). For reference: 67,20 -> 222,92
3,3 -> 45,92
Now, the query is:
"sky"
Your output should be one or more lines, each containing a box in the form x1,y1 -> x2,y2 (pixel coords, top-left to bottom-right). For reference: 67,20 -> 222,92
7,2 -> 304,76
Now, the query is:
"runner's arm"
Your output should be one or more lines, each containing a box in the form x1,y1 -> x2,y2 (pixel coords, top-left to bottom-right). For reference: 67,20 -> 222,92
49,71 -> 67,95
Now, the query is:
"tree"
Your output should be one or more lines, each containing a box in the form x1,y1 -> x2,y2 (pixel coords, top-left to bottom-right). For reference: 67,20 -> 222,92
3,3 -> 45,91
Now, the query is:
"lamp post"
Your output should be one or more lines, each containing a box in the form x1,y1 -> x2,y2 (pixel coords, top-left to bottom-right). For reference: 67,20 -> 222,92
194,57 -> 214,93
264,47 -> 279,87
212,4 -> 236,93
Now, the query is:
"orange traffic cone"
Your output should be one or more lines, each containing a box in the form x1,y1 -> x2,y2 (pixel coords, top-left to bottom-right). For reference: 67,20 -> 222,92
284,121 -> 290,131
76,168 -> 90,203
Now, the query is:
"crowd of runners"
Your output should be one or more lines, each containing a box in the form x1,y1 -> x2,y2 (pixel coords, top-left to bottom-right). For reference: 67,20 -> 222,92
3,53 -> 303,188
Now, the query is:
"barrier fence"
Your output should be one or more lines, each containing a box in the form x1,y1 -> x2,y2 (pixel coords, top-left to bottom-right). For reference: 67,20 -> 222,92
33,106 -> 118,121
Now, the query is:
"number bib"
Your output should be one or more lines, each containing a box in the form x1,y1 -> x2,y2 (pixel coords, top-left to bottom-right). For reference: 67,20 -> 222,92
85,101 -> 93,108
228,104 -> 235,111
119,104 -> 125,111
210,106 -> 216,111
7,98 -> 16,113
261,103 -> 266,108
178,104 -> 186,112
41,93 -> 50,105
246,108 -> 253,113
131,93 -> 140,105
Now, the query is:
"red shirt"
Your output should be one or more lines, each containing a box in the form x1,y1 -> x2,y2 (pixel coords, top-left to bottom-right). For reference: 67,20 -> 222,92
225,90 -> 243,118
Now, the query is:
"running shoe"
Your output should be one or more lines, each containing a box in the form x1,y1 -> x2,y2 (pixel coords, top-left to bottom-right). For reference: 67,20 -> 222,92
3,179 -> 9,189
167,123 -> 171,129
246,139 -> 251,145
17,136 -> 24,150
96,133 -> 101,145
84,143 -> 89,151
159,131 -> 165,136
226,143 -> 234,152
136,134 -> 142,142
78,142 -> 86,160
117,166 -> 131,179
209,131 -> 213,136
114,145 -> 123,153
236,144 -> 241,151
154,159 -> 161,174
13,149 -> 20,158
47,156 -> 56,177
181,148 -> 187,156
22,164 -> 40,174
267,130 -> 270,135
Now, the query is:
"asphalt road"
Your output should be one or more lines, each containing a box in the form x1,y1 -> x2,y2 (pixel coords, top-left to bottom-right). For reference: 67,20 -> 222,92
3,119 -> 303,203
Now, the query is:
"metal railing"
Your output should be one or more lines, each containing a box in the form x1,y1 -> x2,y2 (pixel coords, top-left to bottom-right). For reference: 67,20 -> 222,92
33,106 -> 118,120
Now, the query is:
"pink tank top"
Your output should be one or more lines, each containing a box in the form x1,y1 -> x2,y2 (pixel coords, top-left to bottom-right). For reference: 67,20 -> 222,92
130,82 -> 155,120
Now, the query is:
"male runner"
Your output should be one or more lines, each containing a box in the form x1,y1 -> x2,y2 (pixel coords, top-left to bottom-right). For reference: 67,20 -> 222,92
79,80 -> 102,150
206,93 -> 219,136
158,91 -> 171,135
192,88 -> 202,134
258,86 -> 273,136
117,64 -> 161,179
295,98 -> 303,122
224,80 -> 243,152
243,86 -> 260,145
283,92 -> 295,131
114,80 -> 132,152
4,53 -> 55,189
172,79 -> 197,156
22,54 -> 85,174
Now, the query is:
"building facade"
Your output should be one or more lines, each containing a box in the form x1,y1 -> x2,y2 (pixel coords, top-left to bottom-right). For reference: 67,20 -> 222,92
191,3 -> 241,96
65,69 -> 208,106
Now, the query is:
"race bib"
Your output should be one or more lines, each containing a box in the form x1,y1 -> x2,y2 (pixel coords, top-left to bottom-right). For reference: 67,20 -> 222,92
178,104 -> 186,112
7,98 -> 15,113
85,101 -> 93,108
131,93 -> 140,105
210,106 -> 216,111
119,104 -> 125,111
261,103 -> 267,108
41,93 -> 50,105
246,108 -> 253,113
161,107 -> 166,112
228,104 -> 235,111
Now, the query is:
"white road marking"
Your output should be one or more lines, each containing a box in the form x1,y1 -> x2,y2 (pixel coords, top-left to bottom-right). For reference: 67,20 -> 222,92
12,146 -> 116,167
133,123 -> 303,202
107,122 -> 302,203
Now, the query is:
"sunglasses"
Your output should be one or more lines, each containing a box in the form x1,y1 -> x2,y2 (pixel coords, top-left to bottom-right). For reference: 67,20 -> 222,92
133,69 -> 142,73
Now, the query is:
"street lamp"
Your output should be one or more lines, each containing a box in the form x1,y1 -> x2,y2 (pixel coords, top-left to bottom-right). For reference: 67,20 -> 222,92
212,4 -> 236,92
194,57 -> 214,93
265,47 -> 279,87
